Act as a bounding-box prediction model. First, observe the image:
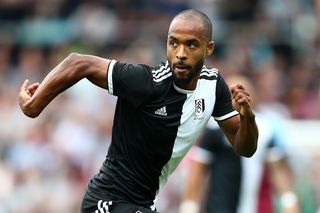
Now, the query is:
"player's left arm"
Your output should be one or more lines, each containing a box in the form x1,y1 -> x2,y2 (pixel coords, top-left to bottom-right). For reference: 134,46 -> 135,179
218,83 -> 258,157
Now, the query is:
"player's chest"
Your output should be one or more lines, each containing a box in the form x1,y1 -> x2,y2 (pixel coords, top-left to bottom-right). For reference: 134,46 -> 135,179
142,83 -> 216,126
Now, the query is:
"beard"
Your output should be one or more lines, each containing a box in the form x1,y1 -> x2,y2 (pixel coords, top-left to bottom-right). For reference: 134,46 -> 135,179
170,59 -> 204,85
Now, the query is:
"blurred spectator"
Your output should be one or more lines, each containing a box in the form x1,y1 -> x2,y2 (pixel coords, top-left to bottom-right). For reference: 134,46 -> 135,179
14,46 -> 46,82
0,43 -> 13,81
254,63 -> 291,118
71,2 -> 119,46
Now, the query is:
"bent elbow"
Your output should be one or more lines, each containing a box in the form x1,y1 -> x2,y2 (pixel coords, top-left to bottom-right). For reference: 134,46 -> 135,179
67,52 -> 82,62
235,144 -> 257,158
65,53 -> 83,69
65,53 -> 92,78
67,53 -> 91,69
20,102 -> 41,118
21,106 -> 41,118
24,111 -> 40,118
241,150 -> 256,158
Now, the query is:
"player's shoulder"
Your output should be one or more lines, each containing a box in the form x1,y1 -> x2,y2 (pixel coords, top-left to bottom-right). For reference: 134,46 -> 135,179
199,65 -> 220,80
113,60 -> 168,81
113,60 -> 154,73
151,61 -> 172,83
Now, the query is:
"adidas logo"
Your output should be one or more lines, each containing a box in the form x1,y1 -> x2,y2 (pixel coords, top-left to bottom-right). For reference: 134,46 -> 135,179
154,106 -> 167,116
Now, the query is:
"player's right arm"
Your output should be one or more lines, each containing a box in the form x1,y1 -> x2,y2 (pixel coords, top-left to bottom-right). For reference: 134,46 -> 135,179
19,53 -> 110,118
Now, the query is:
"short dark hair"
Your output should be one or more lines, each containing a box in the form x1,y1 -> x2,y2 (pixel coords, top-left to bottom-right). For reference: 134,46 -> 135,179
172,9 -> 213,41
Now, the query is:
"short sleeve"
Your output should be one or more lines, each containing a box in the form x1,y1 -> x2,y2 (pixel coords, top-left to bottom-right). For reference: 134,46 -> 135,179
212,75 -> 238,121
108,60 -> 154,107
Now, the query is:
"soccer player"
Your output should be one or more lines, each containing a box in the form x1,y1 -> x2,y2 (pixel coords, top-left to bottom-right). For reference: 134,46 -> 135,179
18,9 -> 258,213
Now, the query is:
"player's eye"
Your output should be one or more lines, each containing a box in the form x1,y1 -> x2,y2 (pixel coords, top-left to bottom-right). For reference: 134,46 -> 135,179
188,42 -> 197,49
169,41 -> 178,47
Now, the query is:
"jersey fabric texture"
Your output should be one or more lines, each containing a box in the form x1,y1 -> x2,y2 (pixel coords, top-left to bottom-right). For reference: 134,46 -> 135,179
85,60 -> 238,209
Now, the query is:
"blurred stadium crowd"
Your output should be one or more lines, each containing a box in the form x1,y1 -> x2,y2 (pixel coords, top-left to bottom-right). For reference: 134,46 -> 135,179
0,0 -> 319,212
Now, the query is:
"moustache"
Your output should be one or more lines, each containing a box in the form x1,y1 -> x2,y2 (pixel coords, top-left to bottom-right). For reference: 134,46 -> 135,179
173,62 -> 191,69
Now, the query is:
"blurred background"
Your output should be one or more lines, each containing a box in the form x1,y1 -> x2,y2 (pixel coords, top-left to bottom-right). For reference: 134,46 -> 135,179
0,0 -> 319,212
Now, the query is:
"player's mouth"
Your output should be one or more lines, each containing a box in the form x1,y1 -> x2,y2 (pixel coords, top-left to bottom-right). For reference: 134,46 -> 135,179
173,64 -> 191,73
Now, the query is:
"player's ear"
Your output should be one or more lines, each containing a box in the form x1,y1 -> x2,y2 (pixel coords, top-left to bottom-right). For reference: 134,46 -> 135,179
206,41 -> 214,56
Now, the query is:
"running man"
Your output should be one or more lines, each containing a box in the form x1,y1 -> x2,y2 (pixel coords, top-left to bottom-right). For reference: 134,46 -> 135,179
19,9 -> 258,213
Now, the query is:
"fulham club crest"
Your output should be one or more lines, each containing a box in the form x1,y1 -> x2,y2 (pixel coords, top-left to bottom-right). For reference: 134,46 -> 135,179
195,98 -> 205,119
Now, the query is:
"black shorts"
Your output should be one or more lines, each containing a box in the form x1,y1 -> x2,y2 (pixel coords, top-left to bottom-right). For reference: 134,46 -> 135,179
81,190 -> 158,213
